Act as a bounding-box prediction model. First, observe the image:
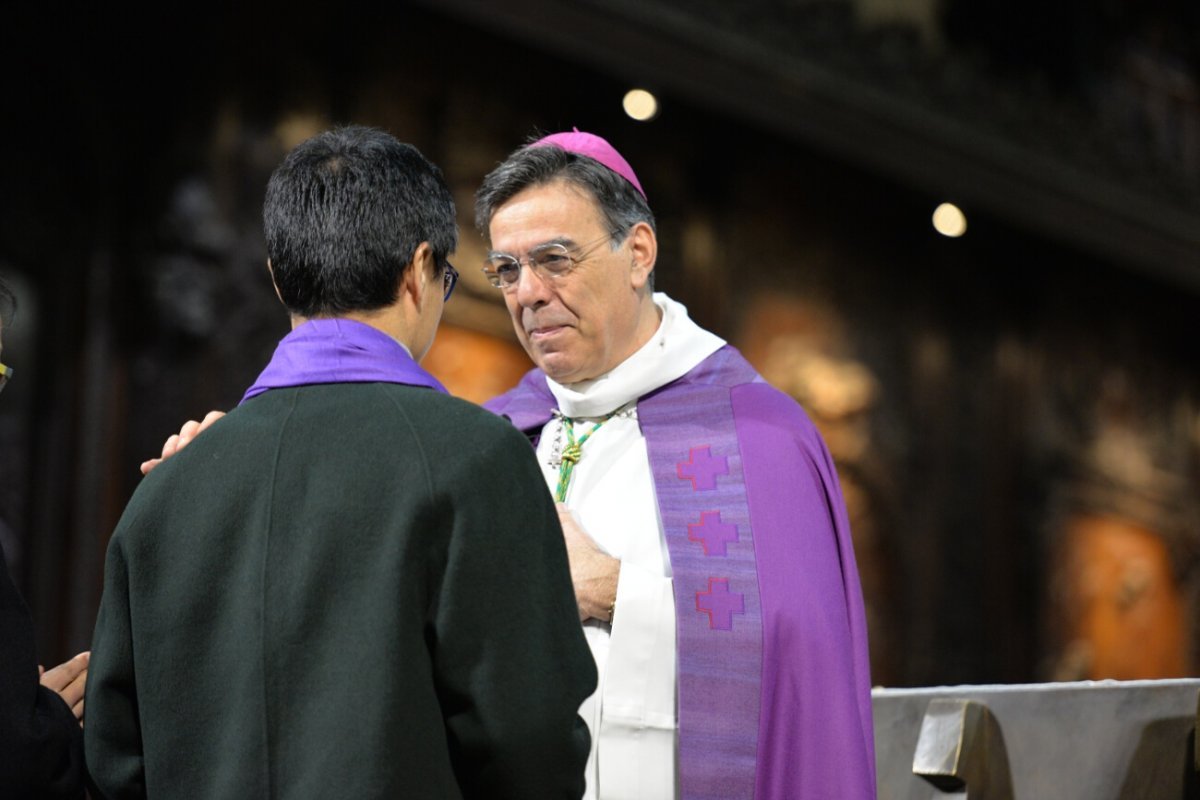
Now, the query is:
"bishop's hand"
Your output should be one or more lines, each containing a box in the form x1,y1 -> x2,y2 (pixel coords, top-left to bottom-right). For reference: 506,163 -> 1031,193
140,410 -> 227,474
556,503 -> 620,624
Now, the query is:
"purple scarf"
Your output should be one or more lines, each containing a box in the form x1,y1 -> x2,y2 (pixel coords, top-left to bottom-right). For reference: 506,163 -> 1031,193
242,318 -> 447,403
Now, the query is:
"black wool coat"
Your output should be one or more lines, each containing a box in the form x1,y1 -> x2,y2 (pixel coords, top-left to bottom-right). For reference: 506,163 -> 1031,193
0,542 -> 84,799
85,383 -> 595,799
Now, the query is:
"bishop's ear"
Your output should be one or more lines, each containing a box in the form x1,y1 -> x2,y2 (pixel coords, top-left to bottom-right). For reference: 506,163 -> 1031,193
627,222 -> 657,290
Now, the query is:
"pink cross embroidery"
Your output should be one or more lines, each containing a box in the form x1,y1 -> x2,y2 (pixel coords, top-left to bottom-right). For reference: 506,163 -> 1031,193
695,578 -> 745,631
676,446 -> 729,491
687,511 -> 739,557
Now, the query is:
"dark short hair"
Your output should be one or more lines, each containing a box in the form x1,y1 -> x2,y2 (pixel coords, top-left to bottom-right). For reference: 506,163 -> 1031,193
475,142 -> 656,245
264,126 -> 457,317
0,274 -> 16,328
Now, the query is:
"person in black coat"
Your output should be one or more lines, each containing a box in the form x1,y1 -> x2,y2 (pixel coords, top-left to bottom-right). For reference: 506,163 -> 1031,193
85,128 -> 594,799
0,274 -> 89,799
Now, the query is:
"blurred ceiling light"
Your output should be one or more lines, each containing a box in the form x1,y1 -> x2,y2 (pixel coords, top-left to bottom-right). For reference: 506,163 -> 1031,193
623,89 -> 659,121
932,202 -> 967,237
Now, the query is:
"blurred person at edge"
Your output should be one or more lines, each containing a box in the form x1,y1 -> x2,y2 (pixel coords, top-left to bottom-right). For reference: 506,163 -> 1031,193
85,126 -> 594,800
0,273 -> 89,799
143,130 -> 876,800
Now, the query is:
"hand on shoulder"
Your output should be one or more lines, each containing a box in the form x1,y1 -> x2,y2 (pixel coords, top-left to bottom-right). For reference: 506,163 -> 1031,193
139,410 -> 227,474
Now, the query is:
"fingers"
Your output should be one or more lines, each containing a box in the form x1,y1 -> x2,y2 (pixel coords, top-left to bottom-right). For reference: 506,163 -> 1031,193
63,686 -> 86,725
140,410 -> 225,476
199,409 -> 227,430
139,431 -> 182,476
40,652 -> 90,712
38,652 -> 88,692
177,420 -> 202,448
172,411 -> 226,451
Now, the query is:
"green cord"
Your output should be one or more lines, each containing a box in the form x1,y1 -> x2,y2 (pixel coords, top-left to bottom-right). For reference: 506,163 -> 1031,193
553,411 -> 618,502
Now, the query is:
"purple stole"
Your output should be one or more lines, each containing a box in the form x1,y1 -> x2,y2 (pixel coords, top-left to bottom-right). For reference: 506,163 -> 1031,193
490,351 -> 765,796
639,349 -> 764,799
487,345 -> 877,800
241,318 -> 447,403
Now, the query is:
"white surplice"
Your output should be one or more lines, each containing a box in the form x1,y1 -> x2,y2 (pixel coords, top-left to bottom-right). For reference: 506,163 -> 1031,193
534,293 -> 725,800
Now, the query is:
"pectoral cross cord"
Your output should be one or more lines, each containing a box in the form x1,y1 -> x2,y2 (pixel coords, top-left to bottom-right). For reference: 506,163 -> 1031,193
553,410 -> 618,503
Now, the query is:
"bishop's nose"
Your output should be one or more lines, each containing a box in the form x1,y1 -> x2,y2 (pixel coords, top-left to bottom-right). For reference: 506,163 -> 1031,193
513,262 -> 554,308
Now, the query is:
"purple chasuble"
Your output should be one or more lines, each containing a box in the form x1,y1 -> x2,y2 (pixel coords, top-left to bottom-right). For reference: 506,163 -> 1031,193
486,345 -> 876,800
242,318 -> 447,403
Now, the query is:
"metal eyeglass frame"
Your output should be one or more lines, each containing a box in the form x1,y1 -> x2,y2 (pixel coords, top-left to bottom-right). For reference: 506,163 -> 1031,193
481,230 -> 622,290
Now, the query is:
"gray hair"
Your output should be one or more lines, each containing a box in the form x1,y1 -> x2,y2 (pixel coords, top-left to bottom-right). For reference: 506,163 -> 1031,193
475,143 -> 656,245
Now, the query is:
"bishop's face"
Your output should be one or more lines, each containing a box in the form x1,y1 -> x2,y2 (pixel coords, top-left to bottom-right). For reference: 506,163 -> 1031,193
487,181 -> 649,385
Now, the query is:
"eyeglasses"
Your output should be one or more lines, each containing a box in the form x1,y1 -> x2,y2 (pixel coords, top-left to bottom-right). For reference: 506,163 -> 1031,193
481,230 -> 620,290
441,261 -> 459,301
0,362 -> 11,395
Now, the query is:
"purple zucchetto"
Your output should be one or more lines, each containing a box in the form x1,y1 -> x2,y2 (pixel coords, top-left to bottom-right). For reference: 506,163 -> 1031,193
529,128 -> 647,200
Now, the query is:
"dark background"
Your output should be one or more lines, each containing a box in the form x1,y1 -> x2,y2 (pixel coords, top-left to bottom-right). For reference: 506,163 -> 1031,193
1,0 -> 1197,688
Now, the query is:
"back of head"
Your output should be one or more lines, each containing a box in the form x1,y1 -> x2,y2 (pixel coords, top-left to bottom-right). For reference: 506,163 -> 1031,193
474,134 -> 656,244
265,126 -> 457,318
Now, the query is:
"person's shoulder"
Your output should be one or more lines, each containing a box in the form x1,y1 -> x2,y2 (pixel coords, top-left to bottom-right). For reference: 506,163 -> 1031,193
729,379 -> 830,459
482,367 -> 550,416
731,379 -> 807,420
113,403 -> 261,534
405,393 -> 541,487
393,385 -> 509,426
666,344 -> 761,392
391,385 -> 531,450
663,347 -> 796,414
189,383 -> 516,455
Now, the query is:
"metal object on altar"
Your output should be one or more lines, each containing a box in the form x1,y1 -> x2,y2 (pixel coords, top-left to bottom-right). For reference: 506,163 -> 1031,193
874,679 -> 1200,799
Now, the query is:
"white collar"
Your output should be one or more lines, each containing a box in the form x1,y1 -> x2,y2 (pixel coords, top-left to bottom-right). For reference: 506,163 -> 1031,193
546,293 -> 725,418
